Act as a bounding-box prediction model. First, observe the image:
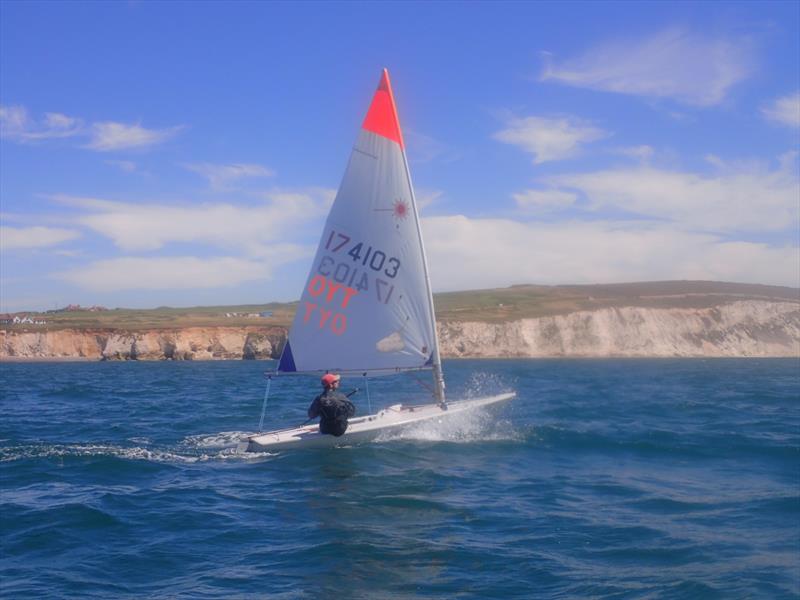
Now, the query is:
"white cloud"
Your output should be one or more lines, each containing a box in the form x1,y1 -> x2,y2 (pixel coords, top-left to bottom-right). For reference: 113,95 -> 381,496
405,129 -> 460,164
0,226 -> 81,250
55,256 -> 272,292
85,121 -> 183,151
423,216 -> 799,291
494,115 -> 608,163
545,157 -> 799,232
183,162 -> 275,189
1,104 -> 183,151
105,160 -> 138,173
0,105 -> 83,141
541,28 -> 753,106
40,190 -> 325,294
0,291 -> 71,314
53,249 -> 85,257
762,92 -> 800,128
703,154 -> 726,170
0,105 -> 27,131
52,188 -> 332,254
415,189 -> 443,211
44,113 -> 79,130
611,145 -> 654,163
513,189 -> 577,211
439,152 -> 798,290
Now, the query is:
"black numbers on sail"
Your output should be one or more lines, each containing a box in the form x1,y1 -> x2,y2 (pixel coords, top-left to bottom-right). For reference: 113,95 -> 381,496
325,229 -> 401,279
318,256 -> 369,292
384,257 -> 399,278
375,279 -> 394,304
347,243 -> 364,263
325,231 -> 350,253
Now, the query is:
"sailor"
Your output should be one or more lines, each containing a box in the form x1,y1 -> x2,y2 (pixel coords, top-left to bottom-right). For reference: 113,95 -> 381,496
308,373 -> 356,437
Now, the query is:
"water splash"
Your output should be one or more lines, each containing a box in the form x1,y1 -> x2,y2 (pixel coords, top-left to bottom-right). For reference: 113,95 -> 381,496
376,407 -> 523,444
459,371 -> 516,400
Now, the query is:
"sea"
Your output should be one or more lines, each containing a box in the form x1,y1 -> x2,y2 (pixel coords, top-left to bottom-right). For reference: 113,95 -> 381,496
1,358 -> 798,599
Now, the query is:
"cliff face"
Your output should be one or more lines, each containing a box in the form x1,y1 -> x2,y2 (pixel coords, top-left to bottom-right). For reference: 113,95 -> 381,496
437,301 -> 800,358
0,327 -> 286,361
1,301 -> 797,360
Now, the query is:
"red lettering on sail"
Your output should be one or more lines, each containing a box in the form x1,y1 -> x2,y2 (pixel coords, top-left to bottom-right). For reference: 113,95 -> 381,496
308,275 -> 326,297
308,274 -> 358,310
326,279 -> 343,303
303,302 -> 317,323
331,313 -> 347,335
318,307 -> 333,329
341,286 -> 358,309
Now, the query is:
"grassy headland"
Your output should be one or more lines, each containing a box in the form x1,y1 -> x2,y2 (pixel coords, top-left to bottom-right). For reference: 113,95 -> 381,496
4,281 -> 798,332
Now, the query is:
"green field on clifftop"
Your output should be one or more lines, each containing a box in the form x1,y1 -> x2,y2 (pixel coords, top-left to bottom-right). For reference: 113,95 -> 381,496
5,281 -> 798,331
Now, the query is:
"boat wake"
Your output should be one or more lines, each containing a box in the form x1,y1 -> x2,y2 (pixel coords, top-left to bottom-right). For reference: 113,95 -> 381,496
0,435 -> 276,465
181,430 -> 253,450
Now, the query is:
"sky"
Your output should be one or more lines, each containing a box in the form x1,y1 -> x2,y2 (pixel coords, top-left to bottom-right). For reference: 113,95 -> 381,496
1,1 -> 798,312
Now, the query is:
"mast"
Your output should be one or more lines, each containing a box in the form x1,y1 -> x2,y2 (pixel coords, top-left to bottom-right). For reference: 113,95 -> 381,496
386,69 -> 446,406
402,148 -> 446,405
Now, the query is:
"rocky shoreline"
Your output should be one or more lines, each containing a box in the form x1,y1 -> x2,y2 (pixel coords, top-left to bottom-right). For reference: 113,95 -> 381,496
1,300 -> 798,360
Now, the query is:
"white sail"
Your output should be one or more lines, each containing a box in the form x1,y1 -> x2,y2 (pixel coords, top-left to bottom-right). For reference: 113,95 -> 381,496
278,70 -> 438,375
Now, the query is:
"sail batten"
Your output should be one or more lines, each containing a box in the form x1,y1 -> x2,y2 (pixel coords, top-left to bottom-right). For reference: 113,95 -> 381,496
278,70 -> 438,378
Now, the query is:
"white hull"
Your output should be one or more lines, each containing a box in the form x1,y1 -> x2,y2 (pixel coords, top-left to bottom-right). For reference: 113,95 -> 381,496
245,392 -> 515,452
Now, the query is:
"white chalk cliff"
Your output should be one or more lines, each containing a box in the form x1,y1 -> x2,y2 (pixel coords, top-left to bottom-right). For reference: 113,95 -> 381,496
436,301 -> 799,358
1,301 -> 797,360
0,328 -> 284,361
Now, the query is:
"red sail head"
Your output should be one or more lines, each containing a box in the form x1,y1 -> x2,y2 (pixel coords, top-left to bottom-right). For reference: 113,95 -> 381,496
361,69 -> 404,148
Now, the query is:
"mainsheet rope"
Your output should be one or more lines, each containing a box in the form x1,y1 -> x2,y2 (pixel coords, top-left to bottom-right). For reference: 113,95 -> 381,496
258,375 -> 272,432
411,373 -> 435,396
363,372 -> 372,414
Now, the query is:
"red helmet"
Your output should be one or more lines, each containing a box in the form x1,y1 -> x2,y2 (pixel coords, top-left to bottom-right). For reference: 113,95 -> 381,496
321,373 -> 341,387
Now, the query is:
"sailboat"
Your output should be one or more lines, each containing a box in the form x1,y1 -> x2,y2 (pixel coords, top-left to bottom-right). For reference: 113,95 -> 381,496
245,69 -> 515,451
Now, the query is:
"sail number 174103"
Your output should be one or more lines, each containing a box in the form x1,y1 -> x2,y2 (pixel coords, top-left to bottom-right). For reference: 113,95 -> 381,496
324,230 -> 400,278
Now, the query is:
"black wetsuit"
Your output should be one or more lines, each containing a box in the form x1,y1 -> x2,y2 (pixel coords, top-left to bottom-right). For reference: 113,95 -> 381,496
307,389 -> 356,437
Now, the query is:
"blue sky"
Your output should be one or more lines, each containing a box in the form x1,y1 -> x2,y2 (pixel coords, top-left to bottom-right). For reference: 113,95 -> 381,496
1,1 -> 798,312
